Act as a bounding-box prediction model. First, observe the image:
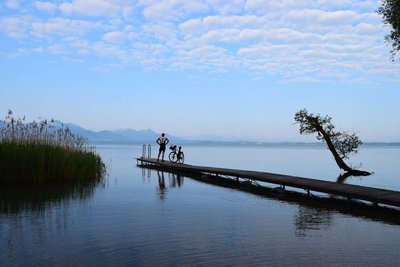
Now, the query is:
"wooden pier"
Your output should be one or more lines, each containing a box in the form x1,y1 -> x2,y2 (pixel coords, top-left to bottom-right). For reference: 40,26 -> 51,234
136,157 -> 400,208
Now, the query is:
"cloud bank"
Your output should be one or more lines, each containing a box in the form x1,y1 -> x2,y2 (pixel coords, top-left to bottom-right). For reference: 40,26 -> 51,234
0,0 -> 398,82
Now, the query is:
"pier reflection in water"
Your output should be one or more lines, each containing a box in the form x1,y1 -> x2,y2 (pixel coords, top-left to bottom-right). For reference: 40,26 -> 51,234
156,170 -> 184,201
139,164 -> 400,226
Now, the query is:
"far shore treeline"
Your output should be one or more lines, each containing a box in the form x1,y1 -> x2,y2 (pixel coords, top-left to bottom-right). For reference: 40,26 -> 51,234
0,110 -> 105,185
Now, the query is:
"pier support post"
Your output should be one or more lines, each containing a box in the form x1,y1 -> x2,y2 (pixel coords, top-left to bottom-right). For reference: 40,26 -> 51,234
148,144 -> 151,158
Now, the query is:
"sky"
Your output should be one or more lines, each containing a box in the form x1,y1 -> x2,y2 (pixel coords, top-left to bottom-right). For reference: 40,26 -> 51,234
0,0 -> 399,142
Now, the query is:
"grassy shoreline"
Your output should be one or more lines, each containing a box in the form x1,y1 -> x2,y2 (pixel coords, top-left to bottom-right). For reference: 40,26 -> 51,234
0,110 -> 105,185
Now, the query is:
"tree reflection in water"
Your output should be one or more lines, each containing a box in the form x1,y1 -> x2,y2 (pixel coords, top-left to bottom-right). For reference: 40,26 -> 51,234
294,206 -> 333,237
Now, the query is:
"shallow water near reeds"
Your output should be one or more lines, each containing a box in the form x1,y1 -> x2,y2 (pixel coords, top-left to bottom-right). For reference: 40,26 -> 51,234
1,143 -> 400,266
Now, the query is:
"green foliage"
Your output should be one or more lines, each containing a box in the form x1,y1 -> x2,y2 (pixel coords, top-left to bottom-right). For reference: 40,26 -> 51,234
294,109 -> 335,138
331,132 -> 362,160
378,0 -> 400,60
0,110 -> 105,185
294,109 -> 362,159
1,110 -> 87,149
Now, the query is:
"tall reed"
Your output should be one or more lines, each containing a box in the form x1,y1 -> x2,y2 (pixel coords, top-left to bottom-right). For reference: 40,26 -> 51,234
0,110 -> 105,185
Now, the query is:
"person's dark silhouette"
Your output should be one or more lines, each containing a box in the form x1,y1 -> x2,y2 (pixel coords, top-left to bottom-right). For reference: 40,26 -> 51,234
156,133 -> 169,162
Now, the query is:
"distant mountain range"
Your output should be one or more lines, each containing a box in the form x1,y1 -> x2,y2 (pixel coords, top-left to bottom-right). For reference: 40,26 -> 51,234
59,122 -> 187,143
0,119 -> 184,143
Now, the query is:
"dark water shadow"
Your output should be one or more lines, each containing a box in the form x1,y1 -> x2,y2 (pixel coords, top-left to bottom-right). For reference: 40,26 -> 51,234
336,170 -> 373,183
336,172 -> 353,183
0,179 -> 106,214
138,165 -> 400,226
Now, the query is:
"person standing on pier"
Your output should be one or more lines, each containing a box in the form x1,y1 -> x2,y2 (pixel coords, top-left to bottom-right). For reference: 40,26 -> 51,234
156,133 -> 169,162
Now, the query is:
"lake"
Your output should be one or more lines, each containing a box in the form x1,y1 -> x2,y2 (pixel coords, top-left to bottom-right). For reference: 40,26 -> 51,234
1,143 -> 399,266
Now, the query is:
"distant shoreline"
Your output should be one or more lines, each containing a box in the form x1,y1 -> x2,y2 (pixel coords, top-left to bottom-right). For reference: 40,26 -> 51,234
90,140 -> 400,147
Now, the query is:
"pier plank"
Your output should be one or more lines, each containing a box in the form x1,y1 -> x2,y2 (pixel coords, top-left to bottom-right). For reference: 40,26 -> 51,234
136,158 -> 400,208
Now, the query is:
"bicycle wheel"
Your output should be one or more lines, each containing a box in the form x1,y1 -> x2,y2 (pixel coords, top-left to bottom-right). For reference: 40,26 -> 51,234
169,152 -> 177,162
178,152 -> 184,164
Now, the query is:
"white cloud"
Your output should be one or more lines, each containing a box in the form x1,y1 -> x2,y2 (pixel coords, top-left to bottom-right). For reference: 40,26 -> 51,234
355,22 -> 384,35
131,42 -> 170,68
202,15 -> 265,29
48,44 -> 68,54
31,18 -> 103,37
142,22 -> 178,42
67,38 -> 130,63
91,42 -> 128,60
179,18 -> 203,34
1,0 -> 398,83
174,44 -> 238,71
141,0 -> 209,21
32,47 -> 45,53
59,0 -> 131,17
34,1 -> 57,13
245,0 -> 308,13
208,0 -> 245,15
245,0 -> 379,13
0,16 -> 32,38
4,0 -> 21,9
103,31 -> 125,43
179,15 -> 267,42
353,0 -> 381,12
315,0 -> 354,10
285,9 -> 360,26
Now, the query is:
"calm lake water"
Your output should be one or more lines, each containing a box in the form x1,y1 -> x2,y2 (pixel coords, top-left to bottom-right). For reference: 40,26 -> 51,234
1,143 -> 399,266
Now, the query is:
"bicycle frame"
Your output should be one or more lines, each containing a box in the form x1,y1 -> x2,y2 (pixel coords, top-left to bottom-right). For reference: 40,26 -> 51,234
169,145 -> 185,163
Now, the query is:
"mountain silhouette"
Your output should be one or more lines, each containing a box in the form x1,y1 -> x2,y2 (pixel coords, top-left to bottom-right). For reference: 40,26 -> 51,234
59,122 -> 184,143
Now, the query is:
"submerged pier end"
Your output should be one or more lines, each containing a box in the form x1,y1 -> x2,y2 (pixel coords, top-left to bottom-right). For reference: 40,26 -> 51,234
136,157 -> 400,209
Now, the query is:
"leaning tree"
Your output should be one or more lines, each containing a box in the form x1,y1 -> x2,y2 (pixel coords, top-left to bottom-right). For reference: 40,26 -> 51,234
378,0 -> 400,60
294,109 -> 371,176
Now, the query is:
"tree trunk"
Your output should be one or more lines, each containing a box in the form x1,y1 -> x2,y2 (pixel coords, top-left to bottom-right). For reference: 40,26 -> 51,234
317,127 -> 353,172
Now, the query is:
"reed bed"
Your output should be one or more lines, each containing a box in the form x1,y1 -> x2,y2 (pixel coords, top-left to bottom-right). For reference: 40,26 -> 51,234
0,110 -> 105,185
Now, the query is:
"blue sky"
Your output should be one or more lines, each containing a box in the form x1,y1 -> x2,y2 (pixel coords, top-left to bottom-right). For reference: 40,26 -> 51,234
1,0 -> 399,142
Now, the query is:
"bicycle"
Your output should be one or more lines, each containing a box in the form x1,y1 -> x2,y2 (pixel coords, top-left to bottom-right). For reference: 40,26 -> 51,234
169,145 -> 184,164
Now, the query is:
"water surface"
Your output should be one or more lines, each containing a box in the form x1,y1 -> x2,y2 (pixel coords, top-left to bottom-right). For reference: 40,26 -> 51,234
1,144 -> 399,266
